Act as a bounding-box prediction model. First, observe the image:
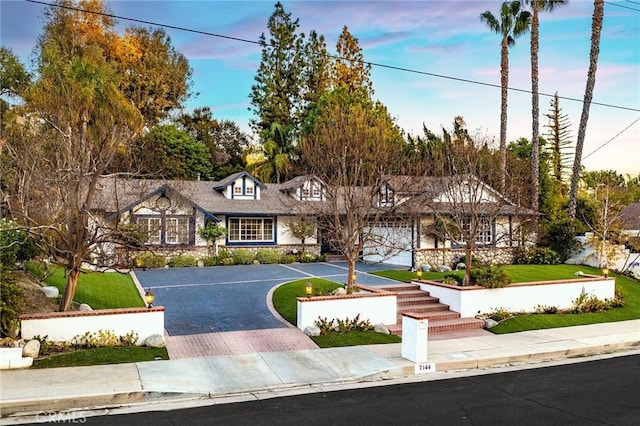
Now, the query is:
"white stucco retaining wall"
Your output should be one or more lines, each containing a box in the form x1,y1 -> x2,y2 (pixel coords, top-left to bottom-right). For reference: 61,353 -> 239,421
20,308 -> 165,345
417,277 -> 615,317
296,293 -> 397,330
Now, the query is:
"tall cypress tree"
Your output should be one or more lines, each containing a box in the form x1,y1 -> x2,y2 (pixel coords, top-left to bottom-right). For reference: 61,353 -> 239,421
544,92 -> 573,186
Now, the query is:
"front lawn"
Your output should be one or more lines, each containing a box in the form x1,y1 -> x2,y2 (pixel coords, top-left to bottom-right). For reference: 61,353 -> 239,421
25,262 -> 144,309
33,346 -> 169,369
373,264 -> 640,333
272,278 -> 401,346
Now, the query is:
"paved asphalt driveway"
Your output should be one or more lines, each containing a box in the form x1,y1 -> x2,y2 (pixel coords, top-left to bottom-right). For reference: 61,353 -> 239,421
135,262 -> 403,336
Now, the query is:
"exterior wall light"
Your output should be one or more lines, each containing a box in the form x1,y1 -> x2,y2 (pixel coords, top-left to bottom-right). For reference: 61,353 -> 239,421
145,288 -> 155,308
305,282 -> 313,298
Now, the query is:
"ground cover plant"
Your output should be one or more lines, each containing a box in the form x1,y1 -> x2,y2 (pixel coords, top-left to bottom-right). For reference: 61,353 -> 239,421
25,261 -> 144,309
33,346 -> 169,369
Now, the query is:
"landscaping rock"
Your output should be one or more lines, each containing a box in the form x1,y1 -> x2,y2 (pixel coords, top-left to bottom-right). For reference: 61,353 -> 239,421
574,271 -> 584,276
78,303 -> 93,312
483,319 -> 499,329
41,286 -> 59,298
144,334 -> 166,348
197,260 -> 204,267
303,326 -> 320,337
332,287 -> 347,296
22,340 -> 40,358
421,264 -> 431,272
438,265 -> 452,272
456,262 -> 466,270
374,323 -> 390,334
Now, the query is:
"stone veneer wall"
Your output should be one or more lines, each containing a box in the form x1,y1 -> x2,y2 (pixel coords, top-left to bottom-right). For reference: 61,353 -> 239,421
221,244 -> 321,257
415,247 -> 516,269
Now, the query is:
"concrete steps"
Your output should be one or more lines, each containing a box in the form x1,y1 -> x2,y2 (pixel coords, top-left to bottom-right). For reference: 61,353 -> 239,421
376,283 -> 485,336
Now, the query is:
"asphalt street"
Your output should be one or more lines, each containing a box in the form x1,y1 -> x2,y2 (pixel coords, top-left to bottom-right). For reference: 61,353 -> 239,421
135,262 -> 402,335
77,354 -> 640,426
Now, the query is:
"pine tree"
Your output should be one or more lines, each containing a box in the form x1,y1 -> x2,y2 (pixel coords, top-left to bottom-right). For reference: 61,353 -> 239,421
249,2 -> 305,135
544,92 -> 573,187
331,26 -> 373,96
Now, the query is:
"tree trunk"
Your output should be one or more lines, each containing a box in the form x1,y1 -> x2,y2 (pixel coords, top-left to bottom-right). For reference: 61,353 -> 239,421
499,36 -> 509,193
568,0 -> 604,219
58,268 -> 80,311
346,255 -> 357,293
464,246 -> 473,286
530,5 -> 540,228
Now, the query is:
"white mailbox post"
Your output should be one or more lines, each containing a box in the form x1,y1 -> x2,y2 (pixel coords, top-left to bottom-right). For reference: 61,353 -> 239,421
401,313 -> 428,363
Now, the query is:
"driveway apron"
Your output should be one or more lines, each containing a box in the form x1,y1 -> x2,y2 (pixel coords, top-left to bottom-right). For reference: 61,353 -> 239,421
135,262 -> 404,336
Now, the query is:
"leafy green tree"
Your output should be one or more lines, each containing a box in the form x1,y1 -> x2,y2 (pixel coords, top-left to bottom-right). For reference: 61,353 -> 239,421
286,216 -> 317,254
134,125 -> 211,180
177,107 -> 249,179
480,1 -> 531,192
569,0 -> 604,218
249,1 -> 305,135
198,222 -> 227,256
582,170 -> 626,189
301,30 -> 331,112
0,47 -> 31,103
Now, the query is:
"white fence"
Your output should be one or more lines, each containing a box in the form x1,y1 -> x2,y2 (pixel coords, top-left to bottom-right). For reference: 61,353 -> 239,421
296,292 -> 397,330
418,277 -> 615,317
20,308 -> 165,345
567,233 -> 640,278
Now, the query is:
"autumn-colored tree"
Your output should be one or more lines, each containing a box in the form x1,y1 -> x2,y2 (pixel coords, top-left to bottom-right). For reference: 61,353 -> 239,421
298,87 -> 406,291
331,26 -> 373,96
480,1 -> 531,193
112,27 -> 192,126
1,0 -> 191,311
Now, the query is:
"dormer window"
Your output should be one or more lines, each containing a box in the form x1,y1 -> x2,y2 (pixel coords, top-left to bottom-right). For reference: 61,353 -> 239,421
302,188 -> 310,198
246,186 -> 254,195
312,187 -> 321,198
234,186 -> 242,195
379,185 -> 394,206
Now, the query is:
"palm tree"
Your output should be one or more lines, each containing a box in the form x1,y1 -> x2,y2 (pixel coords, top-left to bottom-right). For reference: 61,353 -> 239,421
249,122 -> 295,183
480,1 -> 531,193
526,0 -> 567,224
568,0 -> 604,219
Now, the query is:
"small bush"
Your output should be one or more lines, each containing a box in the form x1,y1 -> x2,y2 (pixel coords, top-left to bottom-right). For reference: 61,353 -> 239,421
71,330 -> 139,349
298,253 -> 316,263
168,255 -> 197,267
256,249 -> 281,264
513,246 -> 560,265
470,265 -> 511,288
315,314 -> 372,335
442,273 -> 463,286
453,254 -> 482,269
571,287 -> 624,313
535,304 -> 558,314
0,268 -> 24,337
0,219 -> 39,266
281,254 -> 296,264
201,257 -> 218,266
484,307 -> 514,322
232,249 -> 255,265
134,253 -> 165,269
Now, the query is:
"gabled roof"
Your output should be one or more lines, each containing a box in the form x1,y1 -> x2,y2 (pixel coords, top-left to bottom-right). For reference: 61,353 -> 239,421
279,175 -> 325,193
213,171 -> 267,192
620,202 -> 640,231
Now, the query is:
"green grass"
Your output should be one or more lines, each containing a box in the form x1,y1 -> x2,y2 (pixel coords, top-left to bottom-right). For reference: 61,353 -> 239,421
492,270 -> 640,333
25,261 -> 144,309
272,279 -> 402,346
32,346 -> 169,369
272,278 -> 342,325
311,330 -> 401,348
373,264 -> 640,333
372,264 -> 607,284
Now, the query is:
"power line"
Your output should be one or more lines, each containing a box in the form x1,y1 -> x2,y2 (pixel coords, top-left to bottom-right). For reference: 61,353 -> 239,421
625,0 -> 640,5
24,0 -> 640,113
582,116 -> 640,160
605,1 -> 640,11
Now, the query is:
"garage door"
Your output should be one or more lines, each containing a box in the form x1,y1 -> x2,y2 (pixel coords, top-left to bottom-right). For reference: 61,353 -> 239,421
363,221 -> 413,267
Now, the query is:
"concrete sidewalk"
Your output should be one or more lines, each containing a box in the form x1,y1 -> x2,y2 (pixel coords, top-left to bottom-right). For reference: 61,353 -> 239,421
1,320 -> 638,419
